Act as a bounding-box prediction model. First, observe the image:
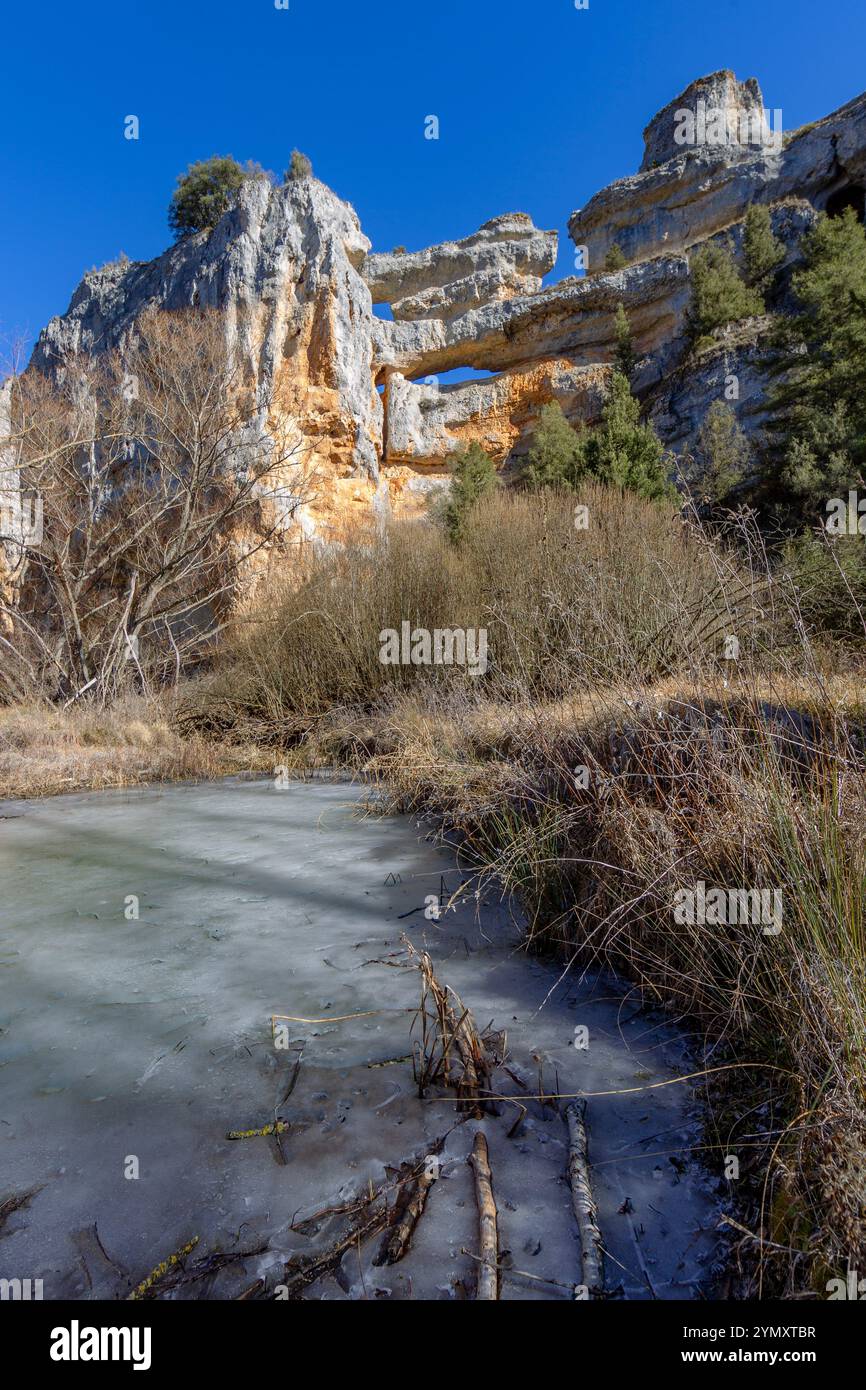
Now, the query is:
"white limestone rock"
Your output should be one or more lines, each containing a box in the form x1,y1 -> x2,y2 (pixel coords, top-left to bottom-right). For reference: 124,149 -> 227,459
32,176 -> 382,482
570,84 -> 866,271
363,213 -> 557,320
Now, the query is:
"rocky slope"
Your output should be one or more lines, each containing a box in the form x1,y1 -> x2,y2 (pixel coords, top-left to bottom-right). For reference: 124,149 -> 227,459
14,70 -> 866,558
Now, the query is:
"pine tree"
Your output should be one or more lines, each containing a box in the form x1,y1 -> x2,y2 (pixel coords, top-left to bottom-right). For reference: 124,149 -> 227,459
604,244 -> 627,271
524,402 -> 586,490
683,400 -> 751,502
582,372 -> 676,502
524,380 -> 675,503
687,242 -> 764,343
614,302 -> 636,381
766,208 -> 866,523
443,442 -> 498,543
742,205 -> 785,292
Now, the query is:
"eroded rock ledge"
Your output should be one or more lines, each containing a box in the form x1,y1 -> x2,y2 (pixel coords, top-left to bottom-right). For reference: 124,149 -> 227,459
570,76 -> 866,270
363,213 -> 557,321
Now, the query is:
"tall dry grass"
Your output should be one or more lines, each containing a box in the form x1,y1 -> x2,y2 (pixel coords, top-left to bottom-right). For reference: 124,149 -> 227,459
203,485 -> 813,732
0,695 -> 270,800
192,483 -> 865,1297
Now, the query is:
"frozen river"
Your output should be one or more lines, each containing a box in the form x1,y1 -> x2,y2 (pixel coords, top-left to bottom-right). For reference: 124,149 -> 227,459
0,778 -> 721,1299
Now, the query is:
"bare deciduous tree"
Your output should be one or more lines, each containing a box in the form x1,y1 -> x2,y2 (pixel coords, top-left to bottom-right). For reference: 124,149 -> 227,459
1,309 -> 317,704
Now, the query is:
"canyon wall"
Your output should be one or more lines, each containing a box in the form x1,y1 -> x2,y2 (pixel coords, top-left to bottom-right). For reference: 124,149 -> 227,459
18,70 -> 866,555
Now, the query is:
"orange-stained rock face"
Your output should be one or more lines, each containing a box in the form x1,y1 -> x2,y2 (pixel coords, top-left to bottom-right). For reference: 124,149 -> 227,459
383,358 -> 611,473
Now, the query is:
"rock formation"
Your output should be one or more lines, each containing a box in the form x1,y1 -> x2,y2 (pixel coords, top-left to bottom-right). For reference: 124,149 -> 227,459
570,76 -> 866,270
17,71 -> 866,550
640,71 -> 770,172
31,177 -> 386,543
363,213 -> 557,320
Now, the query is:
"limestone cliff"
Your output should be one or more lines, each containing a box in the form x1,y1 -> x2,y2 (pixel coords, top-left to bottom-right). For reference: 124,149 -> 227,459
21,71 -> 866,549
570,75 -> 866,269
30,176 -> 390,544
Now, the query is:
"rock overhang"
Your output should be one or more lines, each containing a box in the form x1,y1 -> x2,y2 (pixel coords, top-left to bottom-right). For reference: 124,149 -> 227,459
362,212 -> 558,318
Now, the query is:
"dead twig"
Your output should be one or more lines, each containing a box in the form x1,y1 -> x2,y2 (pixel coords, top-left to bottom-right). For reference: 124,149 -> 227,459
0,1186 -> 44,1237
374,1162 -> 437,1267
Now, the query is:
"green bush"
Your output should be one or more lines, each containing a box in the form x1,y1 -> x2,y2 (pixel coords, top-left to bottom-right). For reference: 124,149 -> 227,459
604,243 -> 627,271
286,149 -> 313,181
743,205 -> 785,291
687,242 -> 764,342
168,156 -> 249,238
782,530 -> 866,644
443,442 -> 498,543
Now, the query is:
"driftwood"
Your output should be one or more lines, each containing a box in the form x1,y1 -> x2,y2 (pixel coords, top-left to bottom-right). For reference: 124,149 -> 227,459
275,1207 -> 389,1299
469,1131 -> 499,1300
565,1101 -> 604,1296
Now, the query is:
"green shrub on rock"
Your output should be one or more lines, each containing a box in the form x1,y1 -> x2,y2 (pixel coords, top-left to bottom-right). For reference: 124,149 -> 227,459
168,156 -> 248,238
687,242 -> 764,343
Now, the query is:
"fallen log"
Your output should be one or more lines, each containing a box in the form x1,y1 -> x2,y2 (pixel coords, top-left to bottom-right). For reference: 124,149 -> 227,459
469,1131 -> 499,1300
565,1101 -> 604,1297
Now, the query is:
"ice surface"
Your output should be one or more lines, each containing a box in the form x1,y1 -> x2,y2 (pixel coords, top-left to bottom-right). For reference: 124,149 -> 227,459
0,779 -> 722,1299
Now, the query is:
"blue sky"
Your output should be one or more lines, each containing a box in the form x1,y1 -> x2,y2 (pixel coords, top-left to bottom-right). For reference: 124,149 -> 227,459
2,0 -> 864,363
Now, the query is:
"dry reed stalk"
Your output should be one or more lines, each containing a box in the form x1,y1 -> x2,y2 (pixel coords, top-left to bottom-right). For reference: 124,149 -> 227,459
404,937 -> 492,1114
